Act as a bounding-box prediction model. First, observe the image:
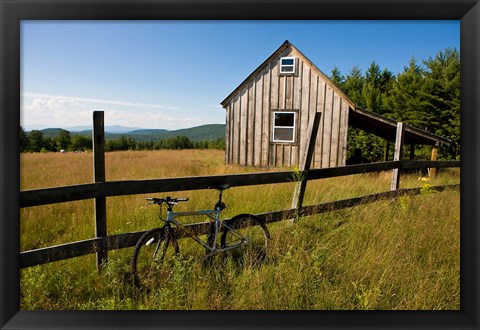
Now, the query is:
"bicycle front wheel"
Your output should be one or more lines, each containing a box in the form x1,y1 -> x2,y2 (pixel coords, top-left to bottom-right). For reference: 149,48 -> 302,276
131,227 -> 179,290
220,214 -> 269,267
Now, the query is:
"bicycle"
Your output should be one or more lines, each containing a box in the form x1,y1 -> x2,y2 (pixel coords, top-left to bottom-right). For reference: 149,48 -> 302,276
131,184 -> 270,289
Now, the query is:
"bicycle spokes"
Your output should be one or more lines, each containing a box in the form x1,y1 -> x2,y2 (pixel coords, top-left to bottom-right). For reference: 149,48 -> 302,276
132,228 -> 179,290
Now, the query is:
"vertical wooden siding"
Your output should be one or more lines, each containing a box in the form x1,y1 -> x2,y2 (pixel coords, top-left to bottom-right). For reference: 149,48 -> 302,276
225,47 -> 350,169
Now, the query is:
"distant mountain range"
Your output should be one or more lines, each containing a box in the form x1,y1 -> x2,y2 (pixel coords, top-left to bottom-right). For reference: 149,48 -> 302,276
33,124 -> 226,142
67,124 -> 145,133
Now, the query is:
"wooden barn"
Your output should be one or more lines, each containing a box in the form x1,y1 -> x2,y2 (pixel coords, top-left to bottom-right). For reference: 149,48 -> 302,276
220,40 -> 450,168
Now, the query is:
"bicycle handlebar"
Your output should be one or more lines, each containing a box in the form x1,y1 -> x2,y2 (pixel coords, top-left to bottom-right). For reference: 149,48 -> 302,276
146,197 -> 189,205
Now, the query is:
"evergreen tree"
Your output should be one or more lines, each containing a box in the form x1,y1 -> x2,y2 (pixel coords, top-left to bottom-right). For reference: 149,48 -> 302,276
384,57 -> 432,128
343,66 -> 365,107
330,66 -> 345,89
20,126 -> 30,152
362,62 -> 383,113
70,135 -> 92,151
423,48 -> 460,159
55,129 -> 71,151
28,130 -> 45,152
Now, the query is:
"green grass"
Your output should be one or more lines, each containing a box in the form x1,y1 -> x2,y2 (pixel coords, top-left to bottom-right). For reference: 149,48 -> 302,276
20,150 -> 460,310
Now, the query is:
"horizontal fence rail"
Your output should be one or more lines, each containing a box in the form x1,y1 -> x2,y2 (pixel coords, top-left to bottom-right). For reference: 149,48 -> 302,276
19,160 -> 460,208
19,158 -> 460,269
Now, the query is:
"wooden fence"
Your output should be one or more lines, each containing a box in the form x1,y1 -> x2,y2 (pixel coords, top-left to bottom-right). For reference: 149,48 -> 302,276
19,111 -> 460,269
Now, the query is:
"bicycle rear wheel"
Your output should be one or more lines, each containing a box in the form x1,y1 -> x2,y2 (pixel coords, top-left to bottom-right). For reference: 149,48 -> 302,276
131,227 -> 179,289
220,214 -> 269,267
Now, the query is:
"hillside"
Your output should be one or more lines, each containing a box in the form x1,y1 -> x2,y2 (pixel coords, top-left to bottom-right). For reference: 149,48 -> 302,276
36,124 -> 225,142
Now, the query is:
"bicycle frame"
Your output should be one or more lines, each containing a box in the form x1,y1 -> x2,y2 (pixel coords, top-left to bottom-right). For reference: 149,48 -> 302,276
163,208 -> 247,257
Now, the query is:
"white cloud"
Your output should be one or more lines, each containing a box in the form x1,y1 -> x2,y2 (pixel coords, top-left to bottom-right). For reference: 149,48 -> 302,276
21,92 -> 209,130
22,92 -> 179,110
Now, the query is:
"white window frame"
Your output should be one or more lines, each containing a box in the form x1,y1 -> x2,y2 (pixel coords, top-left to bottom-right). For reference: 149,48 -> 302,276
272,111 -> 297,143
280,57 -> 296,75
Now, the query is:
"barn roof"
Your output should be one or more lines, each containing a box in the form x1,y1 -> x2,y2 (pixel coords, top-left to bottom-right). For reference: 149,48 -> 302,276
221,40 -> 451,147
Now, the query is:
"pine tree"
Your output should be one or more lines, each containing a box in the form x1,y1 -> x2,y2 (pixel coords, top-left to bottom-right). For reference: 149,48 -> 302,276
20,126 -> 30,152
383,57 -> 432,129
423,48 -> 460,159
330,66 -> 345,89
28,130 -> 45,152
362,62 -> 383,113
343,66 -> 365,107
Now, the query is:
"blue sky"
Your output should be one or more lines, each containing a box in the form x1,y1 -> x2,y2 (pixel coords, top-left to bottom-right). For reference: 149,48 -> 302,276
21,20 -> 460,130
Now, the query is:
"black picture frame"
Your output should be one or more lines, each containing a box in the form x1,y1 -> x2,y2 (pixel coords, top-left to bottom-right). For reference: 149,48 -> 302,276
1,0 -> 478,329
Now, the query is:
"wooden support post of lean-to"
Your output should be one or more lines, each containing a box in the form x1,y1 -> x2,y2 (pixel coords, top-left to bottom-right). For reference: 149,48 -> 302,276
429,143 -> 439,179
93,111 -> 107,271
391,122 -> 405,191
291,112 -> 322,214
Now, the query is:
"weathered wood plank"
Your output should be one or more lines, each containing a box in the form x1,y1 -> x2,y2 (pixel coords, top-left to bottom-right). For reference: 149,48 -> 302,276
338,101 -> 349,165
291,60 -> 303,167
318,81 -> 327,169
20,183 -> 99,207
225,104 -> 230,164
283,145 -> 291,167
430,144 -> 439,178
247,81 -> 255,166
292,112 -> 322,210
20,237 -> 101,268
20,160 -> 459,208
270,59 -> 280,110
279,75 -> 286,109
299,64 -> 310,163
269,60 -> 280,167
391,122 -> 405,191
239,88 -> 248,166
232,95 -> 241,165
254,73 -> 263,167
402,160 -> 460,169
308,161 -> 400,180
330,93 -> 341,167
322,86 -> 333,167
261,67 -> 271,167
301,184 -> 459,217
293,60 -> 302,110
286,75 -> 293,109
308,70 -> 318,169
93,111 -> 107,270
276,144 -> 284,167
313,79 -> 325,169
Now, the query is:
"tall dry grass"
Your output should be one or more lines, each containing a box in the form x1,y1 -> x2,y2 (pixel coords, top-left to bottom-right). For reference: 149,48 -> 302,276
20,150 -> 460,310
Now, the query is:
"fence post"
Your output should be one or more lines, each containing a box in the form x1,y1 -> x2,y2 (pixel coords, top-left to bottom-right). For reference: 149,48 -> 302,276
429,143 -> 439,179
391,122 -> 405,191
93,111 -> 107,271
291,112 -> 322,214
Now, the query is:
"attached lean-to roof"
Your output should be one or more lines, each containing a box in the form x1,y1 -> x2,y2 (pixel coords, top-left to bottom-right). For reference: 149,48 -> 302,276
349,107 -> 451,147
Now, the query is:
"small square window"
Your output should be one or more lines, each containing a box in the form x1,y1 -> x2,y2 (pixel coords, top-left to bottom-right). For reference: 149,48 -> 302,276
272,111 -> 296,143
280,57 -> 296,75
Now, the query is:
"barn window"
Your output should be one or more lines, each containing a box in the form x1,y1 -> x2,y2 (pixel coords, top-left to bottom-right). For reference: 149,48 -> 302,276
272,111 -> 296,143
280,57 -> 296,75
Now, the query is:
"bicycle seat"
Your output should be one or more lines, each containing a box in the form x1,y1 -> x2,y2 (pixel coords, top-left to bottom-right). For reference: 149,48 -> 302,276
208,184 -> 230,191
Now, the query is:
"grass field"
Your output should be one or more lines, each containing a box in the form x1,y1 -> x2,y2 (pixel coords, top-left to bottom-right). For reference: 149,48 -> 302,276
20,150 -> 460,310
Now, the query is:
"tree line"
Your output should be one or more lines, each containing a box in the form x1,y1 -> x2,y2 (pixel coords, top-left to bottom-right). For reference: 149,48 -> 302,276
20,128 -> 225,152
331,48 -> 460,161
